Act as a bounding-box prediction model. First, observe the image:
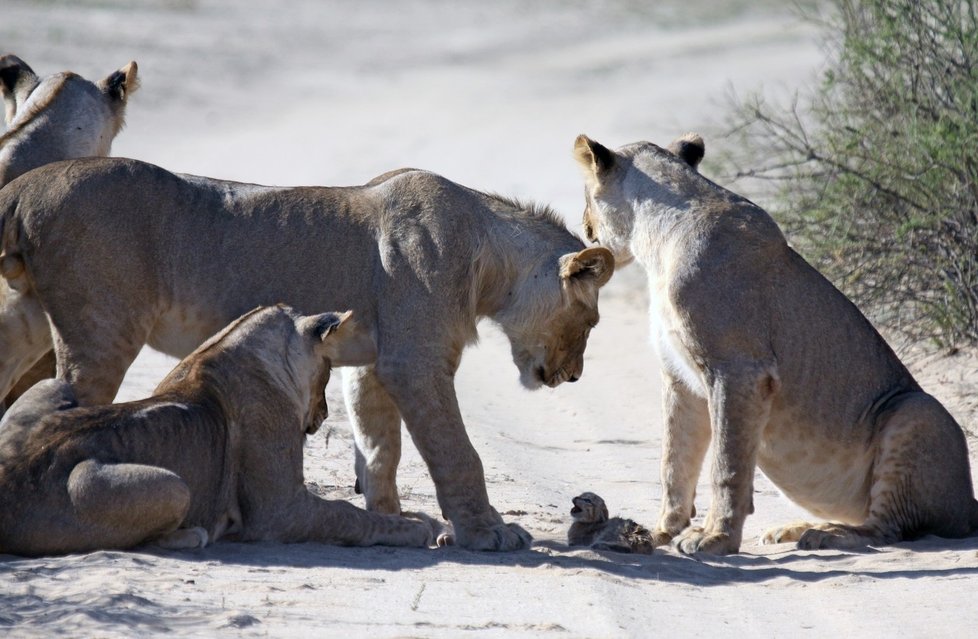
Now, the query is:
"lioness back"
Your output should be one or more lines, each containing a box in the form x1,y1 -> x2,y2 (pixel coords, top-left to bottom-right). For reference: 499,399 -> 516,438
2,158 -> 496,357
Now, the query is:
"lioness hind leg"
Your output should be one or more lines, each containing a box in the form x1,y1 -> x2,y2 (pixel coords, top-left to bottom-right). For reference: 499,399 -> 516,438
47,305 -> 153,406
796,392 -> 976,551
68,460 -> 194,551
343,366 -> 402,514
4,351 -> 57,409
0,287 -> 54,411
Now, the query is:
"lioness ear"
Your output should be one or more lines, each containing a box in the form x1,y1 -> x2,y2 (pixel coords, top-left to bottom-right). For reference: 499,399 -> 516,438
0,54 -> 36,97
311,311 -> 346,340
0,55 -> 38,124
667,132 -> 705,170
573,134 -> 616,180
100,60 -> 139,102
314,310 -> 378,366
559,246 -> 615,288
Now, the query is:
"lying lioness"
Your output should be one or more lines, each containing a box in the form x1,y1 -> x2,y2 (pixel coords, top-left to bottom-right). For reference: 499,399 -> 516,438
0,305 -> 438,556
574,132 -> 978,554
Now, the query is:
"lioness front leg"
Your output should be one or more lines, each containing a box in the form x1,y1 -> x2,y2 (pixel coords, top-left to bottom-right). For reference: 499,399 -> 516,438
676,365 -> 777,555
654,373 -> 711,546
343,365 -> 403,514
269,491 -> 438,548
375,357 -> 531,551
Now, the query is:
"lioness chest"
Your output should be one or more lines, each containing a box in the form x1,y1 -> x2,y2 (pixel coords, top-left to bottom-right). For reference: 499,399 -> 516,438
647,281 -> 705,396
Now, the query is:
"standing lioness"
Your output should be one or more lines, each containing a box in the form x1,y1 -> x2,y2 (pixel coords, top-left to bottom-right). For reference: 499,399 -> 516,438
574,132 -> 978,554
1,54 -> 139,407
0,305 -> 437,556
0,158 -> 613,551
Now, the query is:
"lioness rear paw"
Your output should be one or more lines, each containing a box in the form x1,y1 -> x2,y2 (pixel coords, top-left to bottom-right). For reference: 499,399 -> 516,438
675,528 -> 739,555
456,522 -> 532,551
155,526 -> 209,550
796,528 -> 841,550
762,521 -> 815,544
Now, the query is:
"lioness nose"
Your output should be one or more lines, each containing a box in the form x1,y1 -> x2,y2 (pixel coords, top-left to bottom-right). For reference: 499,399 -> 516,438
568,358 -> 584,382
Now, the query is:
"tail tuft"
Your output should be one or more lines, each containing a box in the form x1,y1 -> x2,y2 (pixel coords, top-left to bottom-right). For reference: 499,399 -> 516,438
0,201 -> 29,292
0,253 -> 24,280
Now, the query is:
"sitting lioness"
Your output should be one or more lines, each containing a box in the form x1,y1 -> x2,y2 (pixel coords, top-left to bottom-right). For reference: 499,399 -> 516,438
0,305 -> 439,556
1,54 -> 139,408
573,132 -> 978,554
0,158 -> 613,551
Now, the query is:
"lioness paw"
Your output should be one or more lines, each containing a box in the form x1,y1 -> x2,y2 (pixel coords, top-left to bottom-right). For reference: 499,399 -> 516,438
155,526 -> 209,550
651,529 -> 677,547
762,521 -> 815,545
456,522 -> 532,551
401,511 -> 450,548
796,528 -> 842,550
675,528 -> 739,555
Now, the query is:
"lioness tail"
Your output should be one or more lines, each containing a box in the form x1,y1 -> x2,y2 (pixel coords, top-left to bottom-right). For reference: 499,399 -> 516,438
0,192 -> 28,289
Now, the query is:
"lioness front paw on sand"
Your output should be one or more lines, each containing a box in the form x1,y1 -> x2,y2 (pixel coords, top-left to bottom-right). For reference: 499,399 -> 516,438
0,53 -> 139,410
573,132 -> 978,554
0,160 -> 614,551
0,306 -> 441,556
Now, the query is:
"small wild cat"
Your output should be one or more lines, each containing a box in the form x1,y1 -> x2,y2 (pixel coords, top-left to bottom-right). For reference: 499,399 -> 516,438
568,492 -> 656,554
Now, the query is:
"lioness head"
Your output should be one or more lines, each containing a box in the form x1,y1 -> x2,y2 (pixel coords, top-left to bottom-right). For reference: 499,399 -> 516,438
573,132 -> 705,265
1,56 -> 139,186
499,246 -> 614,390
159,305 -> 376,435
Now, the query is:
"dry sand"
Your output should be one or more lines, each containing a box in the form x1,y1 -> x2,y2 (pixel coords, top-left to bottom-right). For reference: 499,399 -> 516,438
2,1 -> 977,636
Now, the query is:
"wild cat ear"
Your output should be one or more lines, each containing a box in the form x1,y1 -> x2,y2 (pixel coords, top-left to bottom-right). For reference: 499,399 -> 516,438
559,246 -> 615,288
573,134 -> 616,181
100,60 -> 139,102
667,132 -> 705,170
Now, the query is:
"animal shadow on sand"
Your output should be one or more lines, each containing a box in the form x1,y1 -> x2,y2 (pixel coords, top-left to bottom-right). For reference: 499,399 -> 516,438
1,535 -> 977,634
5,528 -> 973,588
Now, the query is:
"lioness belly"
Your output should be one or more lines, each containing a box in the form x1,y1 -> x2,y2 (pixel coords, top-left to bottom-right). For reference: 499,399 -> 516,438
757,422 -> 874,523
148,307 -> 227,359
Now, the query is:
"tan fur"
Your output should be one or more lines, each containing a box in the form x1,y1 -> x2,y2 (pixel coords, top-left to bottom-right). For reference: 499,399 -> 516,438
568,492 -> 656,554
0,55 -> 138,410
0,55 -> 138,186
0,305 -> 441,557
574,133 -> 978,554
0,158 -> 613,551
